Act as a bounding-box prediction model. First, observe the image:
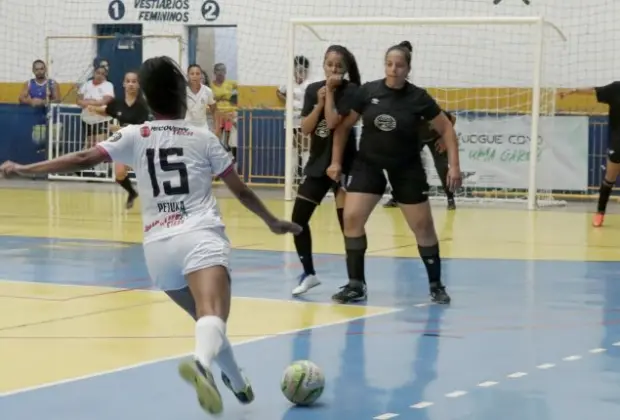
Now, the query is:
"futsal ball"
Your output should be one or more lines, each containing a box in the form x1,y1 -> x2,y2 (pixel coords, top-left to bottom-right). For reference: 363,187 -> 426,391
281,360 -> 325,406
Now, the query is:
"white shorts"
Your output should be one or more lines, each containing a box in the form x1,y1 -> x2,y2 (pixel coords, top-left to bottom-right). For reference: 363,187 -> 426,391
143,227 -> 231,291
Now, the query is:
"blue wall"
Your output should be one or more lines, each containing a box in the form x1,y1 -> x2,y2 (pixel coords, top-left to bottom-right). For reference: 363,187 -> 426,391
3,104 -> 609,191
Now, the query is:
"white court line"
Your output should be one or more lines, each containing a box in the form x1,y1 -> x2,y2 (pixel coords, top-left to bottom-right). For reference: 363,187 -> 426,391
373,413 -> 399,420
0,307 -> 402,398
477,381 -> 499,388
411,401 -> 434,409
445,390 -> 467,398
536,363 -> 555,370
374,343 -> 620,419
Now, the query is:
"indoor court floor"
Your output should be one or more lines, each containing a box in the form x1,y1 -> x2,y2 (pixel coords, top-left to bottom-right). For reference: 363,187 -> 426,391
1,180 -> 620,420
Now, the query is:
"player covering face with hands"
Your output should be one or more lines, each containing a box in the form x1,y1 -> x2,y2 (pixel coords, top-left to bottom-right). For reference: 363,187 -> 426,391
0,56 -> 301,416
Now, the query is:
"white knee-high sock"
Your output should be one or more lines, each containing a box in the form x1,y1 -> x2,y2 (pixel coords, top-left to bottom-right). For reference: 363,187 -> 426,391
195,316 -> 224,368
195,315 -> 246,392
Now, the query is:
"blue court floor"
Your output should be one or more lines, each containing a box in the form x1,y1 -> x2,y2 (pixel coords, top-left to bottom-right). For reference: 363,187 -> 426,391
1,235 -> 620,420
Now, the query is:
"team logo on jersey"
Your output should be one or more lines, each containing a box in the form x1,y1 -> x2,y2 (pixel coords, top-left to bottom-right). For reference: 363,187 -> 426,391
374,115 -> 397,132
110,131 -> 122,142
140,126 -> 151,137
314,119 -> 329,138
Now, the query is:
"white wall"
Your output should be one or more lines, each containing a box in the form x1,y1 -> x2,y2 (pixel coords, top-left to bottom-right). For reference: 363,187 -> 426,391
1,0 -> 619,87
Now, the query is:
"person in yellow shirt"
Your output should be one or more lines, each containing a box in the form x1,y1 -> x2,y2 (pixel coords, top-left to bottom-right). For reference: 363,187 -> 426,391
211,63 -> 238,161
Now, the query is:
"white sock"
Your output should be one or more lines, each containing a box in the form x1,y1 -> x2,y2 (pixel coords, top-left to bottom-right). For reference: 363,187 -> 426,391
194,316 -> 225,368
215,342 -> 247,392
195,315 -> 247,392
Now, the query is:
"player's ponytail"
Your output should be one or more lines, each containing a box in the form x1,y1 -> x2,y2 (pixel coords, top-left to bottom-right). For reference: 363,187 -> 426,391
139,56 -> 188,120
398,40 -> 413,52
325,45 -> 362,86
386,41 -> 412,67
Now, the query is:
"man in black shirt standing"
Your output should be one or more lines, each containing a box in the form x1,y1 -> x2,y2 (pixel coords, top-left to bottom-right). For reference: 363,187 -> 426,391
384,109 -> 457,209
562,82 -> 620,227
327,42 -> 461,304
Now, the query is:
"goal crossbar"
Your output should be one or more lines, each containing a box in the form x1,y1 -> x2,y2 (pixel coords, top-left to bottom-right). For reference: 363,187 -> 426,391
284,16 -> 567,210
289,16 -> 567,42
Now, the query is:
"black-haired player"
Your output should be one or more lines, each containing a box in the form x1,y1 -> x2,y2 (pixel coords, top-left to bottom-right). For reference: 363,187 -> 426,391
562,83 -> 620,227
291,45 -> 361,296
0,56 -> 301,415
327,43 -> 461,304
383,41 -> 457,210
88,70 -> 149,209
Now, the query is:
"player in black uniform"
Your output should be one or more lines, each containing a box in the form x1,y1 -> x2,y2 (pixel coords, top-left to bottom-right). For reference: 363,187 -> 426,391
385,109 -> 457,209
327,42 -> 461,304
89,71 -> 150,209
562,83 -> 620,227
290,45 -> 361,297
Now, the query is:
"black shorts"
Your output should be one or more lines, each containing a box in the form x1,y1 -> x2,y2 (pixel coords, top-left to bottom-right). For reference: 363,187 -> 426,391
346,158 -> 429,205
609,133 -> 620,163
297,174 -> 343,204
82,121 -> 108,137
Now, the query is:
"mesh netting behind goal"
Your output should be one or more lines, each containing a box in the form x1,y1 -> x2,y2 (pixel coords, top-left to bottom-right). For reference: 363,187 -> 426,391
285,17 -> 576,207
1,0 -> 617,206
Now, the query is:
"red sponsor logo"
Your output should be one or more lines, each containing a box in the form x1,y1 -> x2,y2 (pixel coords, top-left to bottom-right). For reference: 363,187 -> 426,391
144,213 -> 184,233
140,126 -> 151,137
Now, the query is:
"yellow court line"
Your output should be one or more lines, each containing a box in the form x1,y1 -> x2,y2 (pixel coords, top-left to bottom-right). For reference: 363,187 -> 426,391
0,306 -> 401,398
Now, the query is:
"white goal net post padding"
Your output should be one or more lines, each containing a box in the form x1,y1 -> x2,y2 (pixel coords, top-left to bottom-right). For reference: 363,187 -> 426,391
283,16 -> 571,210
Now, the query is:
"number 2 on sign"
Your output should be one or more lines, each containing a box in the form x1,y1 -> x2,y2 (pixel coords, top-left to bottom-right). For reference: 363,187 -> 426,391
146,148 -> 190,197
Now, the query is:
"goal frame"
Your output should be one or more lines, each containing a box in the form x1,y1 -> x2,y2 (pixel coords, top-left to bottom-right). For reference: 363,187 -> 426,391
283,16 -> 567,210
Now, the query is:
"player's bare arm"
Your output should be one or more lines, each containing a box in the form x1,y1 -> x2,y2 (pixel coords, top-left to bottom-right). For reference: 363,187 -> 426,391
560,87 -> 595,98
219,168 -> 302,235
327,110 -> 359,181
0,147 -> 107,177
300,87 -> 325,135
430,111 -> 462,191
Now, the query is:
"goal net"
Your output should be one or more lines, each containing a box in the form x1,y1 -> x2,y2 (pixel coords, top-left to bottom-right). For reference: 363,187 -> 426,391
284,17 -> 575,209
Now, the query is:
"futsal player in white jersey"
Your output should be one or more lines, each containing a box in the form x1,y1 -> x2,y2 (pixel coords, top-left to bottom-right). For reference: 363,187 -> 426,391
0,56 -> 301,416
278,55 -> 311,179
186,64 -> 216,128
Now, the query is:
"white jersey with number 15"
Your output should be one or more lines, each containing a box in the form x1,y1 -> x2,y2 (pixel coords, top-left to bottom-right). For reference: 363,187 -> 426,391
96,120 -> 233,243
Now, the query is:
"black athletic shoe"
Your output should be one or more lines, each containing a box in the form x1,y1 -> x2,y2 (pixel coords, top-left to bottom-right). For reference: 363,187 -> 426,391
447,198 -> 456,210
221,371 -> 254,404
126,192 -> 138,210
430,284 -> 451,304
332,284 -> 367,303
383,198 -> 398,208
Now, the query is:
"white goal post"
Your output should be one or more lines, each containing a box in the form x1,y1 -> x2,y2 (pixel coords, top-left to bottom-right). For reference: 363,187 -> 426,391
283,16 -> 569,210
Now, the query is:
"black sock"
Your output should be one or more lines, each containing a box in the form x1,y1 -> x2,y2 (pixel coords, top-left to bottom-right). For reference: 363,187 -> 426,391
418,244 -> 442,287
292,198 -> 318,275
231,146 -> 237,162
345,235 -> 367,286
117,177 -> 136,196
598,179 -> 614,213
444,186 -> 455,201
336,208 -> 344,233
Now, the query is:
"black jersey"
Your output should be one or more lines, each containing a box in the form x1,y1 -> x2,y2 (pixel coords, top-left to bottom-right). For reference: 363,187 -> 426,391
418,110 -> 452,144
105,97 -> 151,126
300,80 -> 358,177
352,79 -> 442,168
595,82 -> 620,138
